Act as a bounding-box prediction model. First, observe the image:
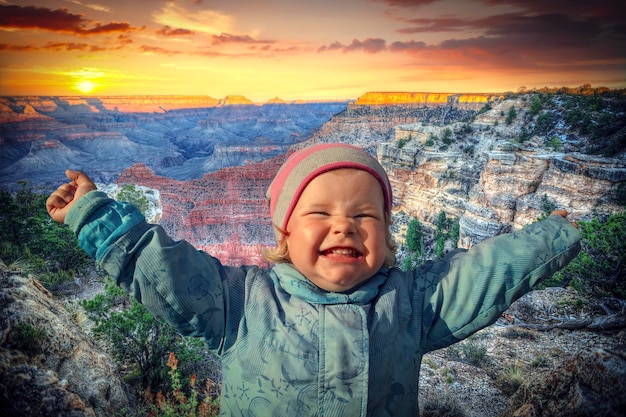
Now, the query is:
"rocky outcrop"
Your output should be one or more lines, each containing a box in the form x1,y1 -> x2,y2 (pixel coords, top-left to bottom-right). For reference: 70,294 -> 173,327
307,100 -> 477,150
458,151 -> 625,247
0,270 -> 133,417
419,287 -> 626,417
498,348 -> 626,417
379,96 -> 626,249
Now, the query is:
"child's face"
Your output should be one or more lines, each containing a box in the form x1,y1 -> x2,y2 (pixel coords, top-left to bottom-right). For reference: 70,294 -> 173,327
286,168 -> 387,292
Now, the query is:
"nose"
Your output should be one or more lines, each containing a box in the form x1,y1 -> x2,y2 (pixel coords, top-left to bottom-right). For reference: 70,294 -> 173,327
332,217 -> 356,235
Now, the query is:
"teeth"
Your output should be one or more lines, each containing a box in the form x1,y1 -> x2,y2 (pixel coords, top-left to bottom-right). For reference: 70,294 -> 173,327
325,248 -> 359,257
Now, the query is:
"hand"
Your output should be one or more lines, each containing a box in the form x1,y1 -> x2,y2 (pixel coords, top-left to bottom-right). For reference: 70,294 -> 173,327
46,170 -> 97,223
551,209 -> 578,229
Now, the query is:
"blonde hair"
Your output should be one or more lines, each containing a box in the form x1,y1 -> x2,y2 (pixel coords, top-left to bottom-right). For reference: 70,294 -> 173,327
263,212 -> 397,267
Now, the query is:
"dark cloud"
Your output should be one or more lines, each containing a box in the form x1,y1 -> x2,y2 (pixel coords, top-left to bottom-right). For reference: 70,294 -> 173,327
410,12 -> 622,61
317,41 -> 344,52
156,26 -> 195,37
211,33 -> 274,45
319,38 -> 387,54
482,0 -> 626,24
345,38 -> 387,53
398,17 -> 471,34
0,39 -> 129,53
388,40 -> 427,51
117,34 -> 134,46
42,42 -> 90,51
0,43 -> 37,52
84,22 -> 133,34
371,0 -> 441,7
0,4 -> 134,35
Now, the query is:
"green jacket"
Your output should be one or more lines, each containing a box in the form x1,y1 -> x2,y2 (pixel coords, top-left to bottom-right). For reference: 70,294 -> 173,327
66,191 -> 581,417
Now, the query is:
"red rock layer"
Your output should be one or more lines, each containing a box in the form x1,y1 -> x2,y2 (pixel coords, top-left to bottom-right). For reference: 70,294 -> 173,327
116,156 -> 288,266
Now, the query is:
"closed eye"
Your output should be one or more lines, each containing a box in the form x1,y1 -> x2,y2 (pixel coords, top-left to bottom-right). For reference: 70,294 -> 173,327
355,213 -> 379,219
308,211 -> 330,216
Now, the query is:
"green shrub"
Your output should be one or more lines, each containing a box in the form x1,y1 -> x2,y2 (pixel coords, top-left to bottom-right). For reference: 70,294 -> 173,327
530,96 -> 542,117
11,322 -> 47,352
460,337 -> 489,367
117,184 -> 150,216
435,211 -> 459,260
80,279 -> 220,393
506,107 -> 517,125
0,183 -> 92,279
421,394 -> 467,417
143,352 -> 220,417
546,136 -> 563,151
39,269 -> 76,287
542,210 -> 626,298
442,128 -> 453,145
497,363 -> 526,396
501,327 -> 537,340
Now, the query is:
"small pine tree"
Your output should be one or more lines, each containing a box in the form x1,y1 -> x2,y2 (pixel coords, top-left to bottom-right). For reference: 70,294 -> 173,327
403,218 -> 425,270
118,184 -> 150,216
506,107 -> 517,125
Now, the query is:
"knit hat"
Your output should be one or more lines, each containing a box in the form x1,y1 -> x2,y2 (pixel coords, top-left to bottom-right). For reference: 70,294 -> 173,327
266,143 -> 393,242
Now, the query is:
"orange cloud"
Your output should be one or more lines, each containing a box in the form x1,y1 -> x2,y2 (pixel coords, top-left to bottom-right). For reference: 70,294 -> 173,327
139,45 -> 182,55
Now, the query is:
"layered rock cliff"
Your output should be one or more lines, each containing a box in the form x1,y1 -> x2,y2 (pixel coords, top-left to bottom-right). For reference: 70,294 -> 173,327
107,91 -> 626,265
110,95 -> 483,264
378,95 -> 625,249
2,92 -> 624,264
116,162 -> 280,267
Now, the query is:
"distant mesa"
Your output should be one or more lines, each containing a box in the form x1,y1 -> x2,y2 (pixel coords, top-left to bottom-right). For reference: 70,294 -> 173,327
355,91 -> 500,107
218,95 -> 254,106
266,97 -> 287,104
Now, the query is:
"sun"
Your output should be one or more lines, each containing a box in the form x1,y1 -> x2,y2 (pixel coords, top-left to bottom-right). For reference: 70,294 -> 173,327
76,80 -> 96,94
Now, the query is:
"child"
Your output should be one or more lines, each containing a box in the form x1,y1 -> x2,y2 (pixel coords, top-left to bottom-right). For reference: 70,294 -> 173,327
47,143 -> 581,417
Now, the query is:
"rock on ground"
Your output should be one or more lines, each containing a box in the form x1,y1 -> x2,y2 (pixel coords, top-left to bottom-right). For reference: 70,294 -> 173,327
0,270 -> 134,417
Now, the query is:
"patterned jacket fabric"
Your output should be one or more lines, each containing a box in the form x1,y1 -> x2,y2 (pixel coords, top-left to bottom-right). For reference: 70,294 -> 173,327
66,190 -> 581,417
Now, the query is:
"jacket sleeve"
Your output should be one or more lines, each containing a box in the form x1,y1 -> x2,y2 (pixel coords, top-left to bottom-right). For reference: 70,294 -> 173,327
65,190 -> 245,353
419,214 -> 581,352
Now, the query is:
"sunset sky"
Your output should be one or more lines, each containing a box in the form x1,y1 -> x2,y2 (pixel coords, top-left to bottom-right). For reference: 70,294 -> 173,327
0,0 -> 624,101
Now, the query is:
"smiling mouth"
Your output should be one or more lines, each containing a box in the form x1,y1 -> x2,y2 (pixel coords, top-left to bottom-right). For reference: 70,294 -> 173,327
320,248 -> 362,258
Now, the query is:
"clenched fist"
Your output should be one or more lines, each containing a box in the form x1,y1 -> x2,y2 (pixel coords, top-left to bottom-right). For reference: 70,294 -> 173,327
46,170 -> 97,223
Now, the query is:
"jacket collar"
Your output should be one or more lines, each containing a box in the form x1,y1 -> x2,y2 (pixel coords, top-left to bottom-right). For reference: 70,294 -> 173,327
270,263 -> 389,304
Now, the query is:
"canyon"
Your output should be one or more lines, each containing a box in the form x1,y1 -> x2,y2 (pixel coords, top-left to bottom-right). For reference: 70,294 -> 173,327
1,91 -> 625,416
0,95 -> 349,191
1,91 -> 625,263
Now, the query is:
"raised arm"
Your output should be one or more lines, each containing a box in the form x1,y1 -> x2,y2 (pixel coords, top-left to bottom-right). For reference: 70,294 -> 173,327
420,212 -> 581,351
47,172 -> 246,353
